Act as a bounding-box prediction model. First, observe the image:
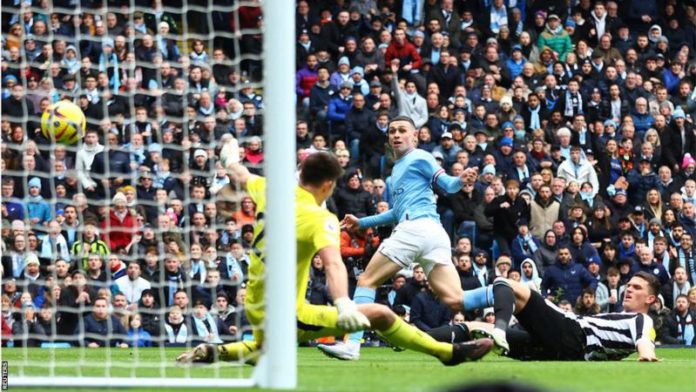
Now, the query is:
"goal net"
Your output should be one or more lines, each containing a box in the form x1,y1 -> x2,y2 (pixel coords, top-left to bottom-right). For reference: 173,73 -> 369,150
1,0 -> 296,388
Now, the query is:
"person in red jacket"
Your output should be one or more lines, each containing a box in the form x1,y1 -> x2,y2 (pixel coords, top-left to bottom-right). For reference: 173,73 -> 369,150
101,192 -> 138,251
384,28 -> 421,78
295,54 -> 319,103
340,227 -> 380,279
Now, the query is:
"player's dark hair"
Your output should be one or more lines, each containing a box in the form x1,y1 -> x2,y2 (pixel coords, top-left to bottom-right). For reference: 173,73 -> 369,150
633,271 -> 660,296
300,152 -> 344,187
390,115 -> 416,129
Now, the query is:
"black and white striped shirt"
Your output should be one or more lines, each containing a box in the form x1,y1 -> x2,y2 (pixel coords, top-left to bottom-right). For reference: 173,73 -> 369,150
572,312 -> 654,361
548,299 -> 655,361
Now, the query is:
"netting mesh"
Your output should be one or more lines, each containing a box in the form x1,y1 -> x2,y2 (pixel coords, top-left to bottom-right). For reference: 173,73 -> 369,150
2,0 -> 265,382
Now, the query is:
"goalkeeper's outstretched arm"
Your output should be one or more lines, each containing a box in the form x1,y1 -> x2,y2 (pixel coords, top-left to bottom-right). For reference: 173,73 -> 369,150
319,245 -> 370,331
226,162 -> 255,192
318,245 -> 350,302
220,135 -> 256,191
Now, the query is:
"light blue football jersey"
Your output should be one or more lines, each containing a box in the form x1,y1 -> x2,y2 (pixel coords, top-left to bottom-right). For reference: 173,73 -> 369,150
359,149 -> 462,228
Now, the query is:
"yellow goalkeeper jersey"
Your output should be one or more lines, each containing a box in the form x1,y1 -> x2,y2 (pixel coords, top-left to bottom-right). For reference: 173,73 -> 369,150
244,176 -> 340,325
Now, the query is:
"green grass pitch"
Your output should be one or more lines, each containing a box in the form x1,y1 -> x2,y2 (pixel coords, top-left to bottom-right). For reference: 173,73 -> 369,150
2,347 -> 695,391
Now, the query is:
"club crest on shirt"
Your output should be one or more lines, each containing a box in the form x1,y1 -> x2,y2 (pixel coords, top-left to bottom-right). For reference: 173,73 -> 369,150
325,219 -> 337,233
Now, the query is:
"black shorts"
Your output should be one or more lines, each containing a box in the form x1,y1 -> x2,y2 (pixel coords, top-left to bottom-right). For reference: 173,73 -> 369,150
512,290 -> 586,361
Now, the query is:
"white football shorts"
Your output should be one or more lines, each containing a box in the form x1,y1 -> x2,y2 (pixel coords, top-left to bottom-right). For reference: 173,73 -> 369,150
376,218 -> 452,276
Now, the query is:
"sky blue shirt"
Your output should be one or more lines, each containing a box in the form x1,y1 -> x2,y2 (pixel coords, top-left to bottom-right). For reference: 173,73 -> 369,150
358,149 -> 463,228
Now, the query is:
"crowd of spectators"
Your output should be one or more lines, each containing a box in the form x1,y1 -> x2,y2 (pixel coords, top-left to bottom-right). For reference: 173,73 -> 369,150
2,0 -> 696,349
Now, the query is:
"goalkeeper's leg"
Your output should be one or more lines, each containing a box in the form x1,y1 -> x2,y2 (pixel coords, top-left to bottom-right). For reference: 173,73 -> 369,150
176,341 -> 261,364
360,303 -> 493,366
176,327 -> 262,365
305,303 -> 492,365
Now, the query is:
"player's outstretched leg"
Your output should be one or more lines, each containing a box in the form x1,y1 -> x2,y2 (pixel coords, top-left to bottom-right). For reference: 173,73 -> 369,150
361,303 -> 492,365
317,252 -> 401,360
469,279 -> 517,355
421,265 -> 497,322
426,322 -> 473,344
176,341 -> 260,364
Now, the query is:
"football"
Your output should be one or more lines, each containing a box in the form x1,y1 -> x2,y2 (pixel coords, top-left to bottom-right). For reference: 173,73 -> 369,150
40,100 -> 86,145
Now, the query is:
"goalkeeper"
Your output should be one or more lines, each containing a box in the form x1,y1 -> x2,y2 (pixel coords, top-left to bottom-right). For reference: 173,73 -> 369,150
176,141 -> 492,366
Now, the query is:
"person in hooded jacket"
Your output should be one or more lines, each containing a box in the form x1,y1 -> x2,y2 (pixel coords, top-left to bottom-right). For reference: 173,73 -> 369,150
137,289 -> 162,340
538,229 -> 559,275
520,258 -> 543,292
567,226 -> 601,267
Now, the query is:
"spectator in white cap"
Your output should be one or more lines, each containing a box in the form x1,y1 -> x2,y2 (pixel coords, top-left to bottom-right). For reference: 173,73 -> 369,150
475,164 -> 497,195
432,132 -> 461,171
100,192 -> 137,251
11,219 -> 26,238
350,66 -> 369,94
330,56 -> 352,89
21,253 -> 43,283
156,21 -> 181,62
189,148 -> 213,187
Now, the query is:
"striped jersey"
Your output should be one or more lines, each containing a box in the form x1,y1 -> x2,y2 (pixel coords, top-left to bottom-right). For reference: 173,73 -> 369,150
548,299 -> 655,361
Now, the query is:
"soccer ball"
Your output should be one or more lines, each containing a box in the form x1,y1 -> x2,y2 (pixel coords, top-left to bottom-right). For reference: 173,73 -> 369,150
40,100 -> 86,145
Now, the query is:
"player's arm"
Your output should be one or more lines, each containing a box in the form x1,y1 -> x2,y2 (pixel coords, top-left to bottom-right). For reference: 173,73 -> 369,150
318,245 -> 350,301
637,340 -> 658,362
220,135 -> 257,191
352,209 -> 397,229
318,245 -> 370,331
417,155 -> 477,194
226,161 -> 257,192
635,314 -> 659,362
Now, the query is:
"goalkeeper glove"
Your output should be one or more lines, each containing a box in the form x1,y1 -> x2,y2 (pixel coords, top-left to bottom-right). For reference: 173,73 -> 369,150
335,297 -> 371,332
219,134 -> 240,168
